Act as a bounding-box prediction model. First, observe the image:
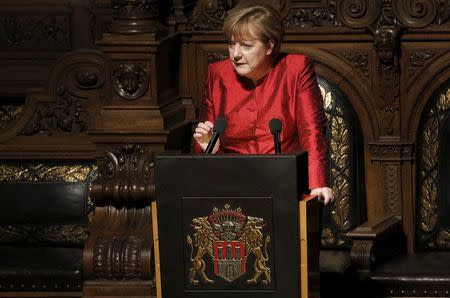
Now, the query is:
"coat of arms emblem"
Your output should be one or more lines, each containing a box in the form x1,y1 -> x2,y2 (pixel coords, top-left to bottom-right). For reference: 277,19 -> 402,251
186,204 -> 271,285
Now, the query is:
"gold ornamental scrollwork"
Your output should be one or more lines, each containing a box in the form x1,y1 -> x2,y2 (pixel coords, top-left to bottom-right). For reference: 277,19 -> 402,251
0,163 -> 96,245
417,86 -> 450,249
320,84 -> 352,247
0,163 -> 95,183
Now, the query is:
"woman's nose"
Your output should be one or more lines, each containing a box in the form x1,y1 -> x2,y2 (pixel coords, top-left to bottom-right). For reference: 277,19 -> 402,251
232,46 -> 242,61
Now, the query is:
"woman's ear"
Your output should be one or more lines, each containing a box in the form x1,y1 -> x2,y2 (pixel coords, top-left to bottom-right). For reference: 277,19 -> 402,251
266,39 -> 275,56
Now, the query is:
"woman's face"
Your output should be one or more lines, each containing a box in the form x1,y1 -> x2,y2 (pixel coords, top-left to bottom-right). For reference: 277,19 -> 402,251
228,35 -> 274,82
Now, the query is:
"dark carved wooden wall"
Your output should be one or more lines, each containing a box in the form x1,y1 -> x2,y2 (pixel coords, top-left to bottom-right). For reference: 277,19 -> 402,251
181,0 -> 450,255
0,0 -> 449,297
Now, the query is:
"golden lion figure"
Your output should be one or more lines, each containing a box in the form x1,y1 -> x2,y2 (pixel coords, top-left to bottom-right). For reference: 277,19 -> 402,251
186,217 -> 216,285
242,216 -> 271,285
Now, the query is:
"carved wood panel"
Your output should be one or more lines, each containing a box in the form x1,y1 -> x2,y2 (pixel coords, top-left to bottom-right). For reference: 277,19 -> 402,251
181,0 -> 450,254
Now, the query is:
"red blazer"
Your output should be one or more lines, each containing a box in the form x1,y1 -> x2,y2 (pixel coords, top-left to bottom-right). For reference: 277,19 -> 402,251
195,54 -> 329,189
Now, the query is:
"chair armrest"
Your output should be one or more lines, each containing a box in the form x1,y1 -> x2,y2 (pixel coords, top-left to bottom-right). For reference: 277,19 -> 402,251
347,215 -> 405,274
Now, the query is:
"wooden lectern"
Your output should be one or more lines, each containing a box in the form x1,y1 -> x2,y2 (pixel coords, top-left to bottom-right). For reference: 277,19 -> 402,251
152,153 -> 321,298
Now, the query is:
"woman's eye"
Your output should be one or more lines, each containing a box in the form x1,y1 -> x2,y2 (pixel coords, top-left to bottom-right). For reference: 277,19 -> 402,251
243,44 -> 253,50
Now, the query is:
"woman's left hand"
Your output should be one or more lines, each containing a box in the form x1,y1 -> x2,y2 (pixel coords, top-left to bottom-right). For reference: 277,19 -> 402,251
310,187 -> 334,205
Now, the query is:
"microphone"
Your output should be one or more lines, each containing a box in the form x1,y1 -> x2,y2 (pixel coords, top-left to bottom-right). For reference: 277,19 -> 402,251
204,117 -> 227,155
269,118 -> 282,154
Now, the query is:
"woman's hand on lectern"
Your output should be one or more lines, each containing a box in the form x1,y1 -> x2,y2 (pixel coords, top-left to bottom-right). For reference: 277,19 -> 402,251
194,121 -> 220,154
310,187 -> 334,205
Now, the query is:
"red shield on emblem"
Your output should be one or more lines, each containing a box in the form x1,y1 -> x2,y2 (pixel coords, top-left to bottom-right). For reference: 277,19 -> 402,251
213,240 -> 246,282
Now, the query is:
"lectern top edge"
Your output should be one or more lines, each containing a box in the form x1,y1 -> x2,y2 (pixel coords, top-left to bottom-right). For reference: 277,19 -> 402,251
157,151 -> 307,159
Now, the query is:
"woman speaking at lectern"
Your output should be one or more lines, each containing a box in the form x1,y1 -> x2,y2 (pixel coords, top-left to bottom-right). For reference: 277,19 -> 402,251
193,4 -> 334,205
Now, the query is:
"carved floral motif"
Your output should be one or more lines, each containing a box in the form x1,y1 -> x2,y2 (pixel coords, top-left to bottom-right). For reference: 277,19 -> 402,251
112,0 -> 159,19
437,0 -> 450,24
22,87 -> 89,136
385,164 -> 400,214
368,143 -> 414,160
0,104 -> 23,131
339,51 -> 370,78
188,0 -> 232,30
320,83 -> 353,248
0,16 -> 70,50
417,86 -> 450,249
408,50 -> 436,76
284,0 -> 340,29
92,144 -> 155,203
187,0 -> 449,31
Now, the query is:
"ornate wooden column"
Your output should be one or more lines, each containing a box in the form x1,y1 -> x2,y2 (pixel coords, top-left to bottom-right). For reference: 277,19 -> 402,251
83,144 -> 156,297
91,0 -> 194,152
83,0 -> 193,296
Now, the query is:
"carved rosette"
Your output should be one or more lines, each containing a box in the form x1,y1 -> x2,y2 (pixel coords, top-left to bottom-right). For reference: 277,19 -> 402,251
110,0 -> 166,35
113,63 -> 149,100
338,0 -> 380,28
188,0 -> 232,30
94,235 -> 142,279
91,144 -> 155,204
417,86 -> 450,249
393,0 -> 438,28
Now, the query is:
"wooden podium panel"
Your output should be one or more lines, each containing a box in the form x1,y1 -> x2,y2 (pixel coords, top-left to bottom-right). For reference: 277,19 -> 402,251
154,153 -> 309,298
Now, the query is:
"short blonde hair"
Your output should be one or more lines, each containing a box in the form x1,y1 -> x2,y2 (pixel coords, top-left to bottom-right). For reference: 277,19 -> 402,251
223,4 -> 284,57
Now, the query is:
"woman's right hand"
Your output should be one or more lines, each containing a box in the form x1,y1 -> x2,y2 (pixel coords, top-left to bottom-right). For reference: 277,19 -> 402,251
193,121 -> 220,153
